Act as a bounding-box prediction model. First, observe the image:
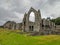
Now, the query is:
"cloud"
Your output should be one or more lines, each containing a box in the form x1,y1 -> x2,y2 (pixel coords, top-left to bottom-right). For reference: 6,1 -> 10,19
0,0 -> 60,25
0,7 -> 19,25
41,0 -> 60,18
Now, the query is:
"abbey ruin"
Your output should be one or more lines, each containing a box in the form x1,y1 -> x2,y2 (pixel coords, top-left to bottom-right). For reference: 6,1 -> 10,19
3,7 -> 60,35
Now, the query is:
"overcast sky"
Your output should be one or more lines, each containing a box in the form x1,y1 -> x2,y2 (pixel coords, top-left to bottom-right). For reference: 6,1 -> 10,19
0,0 -> 60,26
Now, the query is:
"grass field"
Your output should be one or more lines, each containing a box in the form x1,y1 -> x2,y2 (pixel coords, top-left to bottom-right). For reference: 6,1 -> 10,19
0,28 -> 60,45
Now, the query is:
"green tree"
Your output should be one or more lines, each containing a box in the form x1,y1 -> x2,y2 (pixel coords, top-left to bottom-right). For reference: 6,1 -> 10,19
50,17 -> 60,25
55,17 -> 60,25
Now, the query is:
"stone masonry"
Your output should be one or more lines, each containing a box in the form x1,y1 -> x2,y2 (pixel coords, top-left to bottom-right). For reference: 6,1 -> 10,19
3,7 -> 59,35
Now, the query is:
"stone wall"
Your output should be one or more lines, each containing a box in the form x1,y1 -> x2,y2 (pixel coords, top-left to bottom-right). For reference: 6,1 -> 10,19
3,7 -> 59,35
22,7 -> 41,32
3,21 -> 16,30
3,21 -> 22,30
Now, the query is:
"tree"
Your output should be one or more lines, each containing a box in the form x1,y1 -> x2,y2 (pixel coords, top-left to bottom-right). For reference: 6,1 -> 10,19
50,17 -> 60,25
55,17 -> 60,25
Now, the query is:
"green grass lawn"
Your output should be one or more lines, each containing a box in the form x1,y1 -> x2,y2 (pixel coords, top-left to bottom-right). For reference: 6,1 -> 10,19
0,28 -> 60,45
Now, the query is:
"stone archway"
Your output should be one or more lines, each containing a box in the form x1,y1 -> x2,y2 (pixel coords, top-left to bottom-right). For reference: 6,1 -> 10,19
29,12 -> 35,22
23,7 -> 41,32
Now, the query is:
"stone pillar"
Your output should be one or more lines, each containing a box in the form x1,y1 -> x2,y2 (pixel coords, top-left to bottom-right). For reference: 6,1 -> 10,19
25,13 -> 29,32
34,10 -> 41,32
11,22 -> 16,30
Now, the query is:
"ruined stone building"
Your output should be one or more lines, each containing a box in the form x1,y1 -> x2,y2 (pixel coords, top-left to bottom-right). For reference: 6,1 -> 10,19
3,21 -> 22,30
3,7 -> 60,35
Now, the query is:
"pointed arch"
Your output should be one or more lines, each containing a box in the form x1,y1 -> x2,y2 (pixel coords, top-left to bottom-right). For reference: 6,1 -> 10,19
29,12 -> 35,22
23,7 -> 41,32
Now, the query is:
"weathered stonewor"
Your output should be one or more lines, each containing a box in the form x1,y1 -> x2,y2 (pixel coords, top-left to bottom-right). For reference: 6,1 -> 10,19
22,7 -> 41,32
3,21 -> 16,30
16,23 -> 22,30
3,7 -> 58,35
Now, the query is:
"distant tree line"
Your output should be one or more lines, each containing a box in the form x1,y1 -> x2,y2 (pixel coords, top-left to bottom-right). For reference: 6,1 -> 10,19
50,17 -> 60,25
0,26 -> 3,28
